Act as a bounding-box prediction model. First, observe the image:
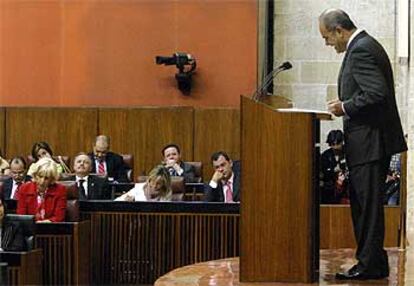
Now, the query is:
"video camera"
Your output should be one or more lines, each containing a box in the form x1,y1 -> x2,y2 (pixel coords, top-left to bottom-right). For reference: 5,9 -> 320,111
155,52 -> 197,94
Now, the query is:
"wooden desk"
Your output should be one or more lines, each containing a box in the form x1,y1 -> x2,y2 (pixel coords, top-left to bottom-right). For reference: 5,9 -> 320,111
0,249 -> 43,285
35,221 -> 91,285
81,201 -> 240,285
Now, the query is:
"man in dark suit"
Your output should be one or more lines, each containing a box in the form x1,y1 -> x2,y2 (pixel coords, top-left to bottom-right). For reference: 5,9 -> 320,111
162,143 -> 197,183
88,135 -> 128,183
319,9 -> 408,280
68,153 -> 110,200
2,156 -> 31,200
204,151 -> 240,202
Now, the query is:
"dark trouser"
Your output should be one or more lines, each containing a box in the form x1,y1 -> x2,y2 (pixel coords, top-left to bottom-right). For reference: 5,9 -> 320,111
348,156 -> 390,276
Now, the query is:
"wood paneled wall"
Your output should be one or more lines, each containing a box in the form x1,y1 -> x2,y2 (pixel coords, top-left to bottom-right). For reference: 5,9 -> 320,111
5,108 -> 98,164
320,205 -> 400,248
0,108 -> 5,156
1,107 -> 240,178
98,107 -> 194,176
194,108 -> 240,178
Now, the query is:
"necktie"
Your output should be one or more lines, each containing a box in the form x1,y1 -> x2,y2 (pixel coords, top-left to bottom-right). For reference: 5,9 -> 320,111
78,179 -> 87,200
98,161 -> 105,175
225,181 -> 233,203
13,182 -> 22,200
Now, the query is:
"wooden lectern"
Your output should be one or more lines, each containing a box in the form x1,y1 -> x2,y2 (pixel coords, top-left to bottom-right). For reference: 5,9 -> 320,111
240,96 -> 331,283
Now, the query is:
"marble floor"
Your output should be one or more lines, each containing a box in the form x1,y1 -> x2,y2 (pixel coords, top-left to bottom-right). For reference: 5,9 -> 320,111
155,247 -> 414,286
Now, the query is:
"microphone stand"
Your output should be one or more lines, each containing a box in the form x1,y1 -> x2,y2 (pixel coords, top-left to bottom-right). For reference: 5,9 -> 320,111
252,62 -> 292,102
252,67 -> 284,102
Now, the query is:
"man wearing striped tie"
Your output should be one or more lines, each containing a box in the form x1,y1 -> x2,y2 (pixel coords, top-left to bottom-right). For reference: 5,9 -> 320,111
88,135 -> 128,183
204,151 -> 240,203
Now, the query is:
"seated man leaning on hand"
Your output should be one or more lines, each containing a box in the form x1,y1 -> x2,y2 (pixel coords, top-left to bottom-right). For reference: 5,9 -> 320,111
66,153 -> 110,200
204,151 -> 240,203
162,143 -> 196,183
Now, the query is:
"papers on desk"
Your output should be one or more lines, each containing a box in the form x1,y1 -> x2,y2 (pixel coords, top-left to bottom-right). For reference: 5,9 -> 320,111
276,108 -> 333,120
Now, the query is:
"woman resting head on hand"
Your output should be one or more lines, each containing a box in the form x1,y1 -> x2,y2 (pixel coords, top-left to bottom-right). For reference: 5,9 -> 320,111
115,165 -> 172,202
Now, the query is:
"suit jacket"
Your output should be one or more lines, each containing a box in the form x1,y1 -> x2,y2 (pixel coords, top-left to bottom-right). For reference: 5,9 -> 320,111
204,160 -> 241,202
66,174 -> 110,200
0,220 -> 26,251
339,31 -> 407,167
166,162 -> 196,183
2,176 -> 32,199
16,182 -> 67,222
88,152 -> 128,183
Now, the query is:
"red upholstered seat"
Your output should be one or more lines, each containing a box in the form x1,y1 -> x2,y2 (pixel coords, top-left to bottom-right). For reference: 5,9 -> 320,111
185,161 -> 203,182
56,181 -> 79,222
121,154 -> 134,182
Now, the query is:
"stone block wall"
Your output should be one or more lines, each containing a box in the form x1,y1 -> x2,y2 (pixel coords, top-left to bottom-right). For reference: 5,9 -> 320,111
272,0 -> 413,239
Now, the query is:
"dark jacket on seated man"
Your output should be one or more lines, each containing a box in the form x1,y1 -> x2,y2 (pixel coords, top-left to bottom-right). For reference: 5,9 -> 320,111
167,161 -> 196,183
204,152 -> 241,203
66,175 -> 110,200
88,151 -> 128,183
2,175 -> 32,200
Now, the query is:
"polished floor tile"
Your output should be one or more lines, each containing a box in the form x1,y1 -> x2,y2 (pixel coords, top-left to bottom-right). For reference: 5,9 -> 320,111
155,247 -> 414,285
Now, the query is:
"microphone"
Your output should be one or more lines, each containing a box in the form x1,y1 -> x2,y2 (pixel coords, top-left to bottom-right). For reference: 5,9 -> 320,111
252,61 -> 292,101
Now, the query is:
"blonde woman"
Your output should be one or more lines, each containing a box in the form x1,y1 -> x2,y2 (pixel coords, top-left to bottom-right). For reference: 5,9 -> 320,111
16,157 -> 67,222
115,165 -> 172,202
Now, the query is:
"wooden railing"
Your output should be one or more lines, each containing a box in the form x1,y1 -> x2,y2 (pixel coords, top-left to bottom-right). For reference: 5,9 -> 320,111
81,201 -> 239,285
79,201 -> 401,285
34,221 -> 91,285
0,249 -> 43,285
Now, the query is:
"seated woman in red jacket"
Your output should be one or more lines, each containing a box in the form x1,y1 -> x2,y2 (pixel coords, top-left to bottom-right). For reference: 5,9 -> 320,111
17,157 -> 67,223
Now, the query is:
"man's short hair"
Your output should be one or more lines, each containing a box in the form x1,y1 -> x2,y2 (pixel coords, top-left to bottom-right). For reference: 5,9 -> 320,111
95,135 -> 110,146
73,152 -> 92,165
319,9 -> 356,32
161,144 -> 181,156
326,129 -> 344,145
10,156 -> 27,169
211,151 -> 231,163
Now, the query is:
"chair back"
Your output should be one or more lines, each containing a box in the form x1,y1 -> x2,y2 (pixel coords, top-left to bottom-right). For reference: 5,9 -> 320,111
57,181 -> 79,222
4,214 -> 36,251
0,174 -> 11,182
121,154 -> 134,182
185,161 -> 203,182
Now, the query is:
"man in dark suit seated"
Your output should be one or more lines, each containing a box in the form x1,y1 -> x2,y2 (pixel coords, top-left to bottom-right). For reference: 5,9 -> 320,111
2,156 -> 31,200
162,143 -> 197,183
67,153 -> 110,200
88,135 -> 128,183
204,151 -> 240,203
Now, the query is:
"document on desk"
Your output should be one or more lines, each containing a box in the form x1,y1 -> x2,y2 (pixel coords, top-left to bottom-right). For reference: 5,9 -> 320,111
276,108 -> 333,120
